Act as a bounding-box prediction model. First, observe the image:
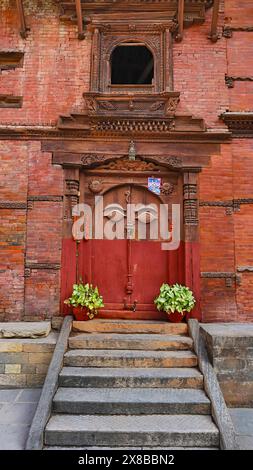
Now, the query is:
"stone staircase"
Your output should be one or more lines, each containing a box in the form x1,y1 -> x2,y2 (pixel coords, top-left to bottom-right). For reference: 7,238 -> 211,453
44,320 -> 219,449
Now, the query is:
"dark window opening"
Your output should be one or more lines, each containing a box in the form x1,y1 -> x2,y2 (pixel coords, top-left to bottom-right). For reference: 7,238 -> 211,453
111,45 -> 154,85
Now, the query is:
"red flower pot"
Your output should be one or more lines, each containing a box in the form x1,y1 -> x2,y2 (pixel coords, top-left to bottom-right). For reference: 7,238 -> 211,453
167,311 -> 186,323
72,307 -> 90,321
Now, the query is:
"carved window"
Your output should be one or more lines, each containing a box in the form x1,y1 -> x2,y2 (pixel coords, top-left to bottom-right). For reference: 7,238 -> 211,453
110,44 -> 154,87
90,25 -> 173,94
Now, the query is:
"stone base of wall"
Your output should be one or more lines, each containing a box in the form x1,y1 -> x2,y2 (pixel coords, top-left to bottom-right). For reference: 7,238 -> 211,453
0,322 -> 58,387
201,323 -> 253,407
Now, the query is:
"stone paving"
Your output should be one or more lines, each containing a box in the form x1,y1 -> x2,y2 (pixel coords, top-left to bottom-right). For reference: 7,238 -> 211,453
0,388 -> 41,450
0,388 -> 252,449
229,408 -> 253,450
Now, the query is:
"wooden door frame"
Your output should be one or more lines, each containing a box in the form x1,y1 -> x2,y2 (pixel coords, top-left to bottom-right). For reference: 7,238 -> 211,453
60,153 -> 202,319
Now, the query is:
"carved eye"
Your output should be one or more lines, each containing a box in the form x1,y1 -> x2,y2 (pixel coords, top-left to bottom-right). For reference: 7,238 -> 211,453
136,205 -> 158,224
104,204 -> 125,221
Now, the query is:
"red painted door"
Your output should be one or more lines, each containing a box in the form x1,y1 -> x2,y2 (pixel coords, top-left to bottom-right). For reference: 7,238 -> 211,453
78,181 -> 184,319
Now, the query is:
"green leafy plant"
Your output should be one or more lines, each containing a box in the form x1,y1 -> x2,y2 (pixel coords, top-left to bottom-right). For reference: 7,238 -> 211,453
64,282 -> 104,319
154,283 -> 195,316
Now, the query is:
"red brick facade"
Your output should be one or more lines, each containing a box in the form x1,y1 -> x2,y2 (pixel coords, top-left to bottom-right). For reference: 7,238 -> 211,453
0,1 -> 253,322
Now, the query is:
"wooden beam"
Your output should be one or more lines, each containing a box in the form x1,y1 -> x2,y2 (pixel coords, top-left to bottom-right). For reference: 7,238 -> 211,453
75,0 -> 85,40
176,0 -> 185,42
209,0 -> 220,42
16,0 -> 28,39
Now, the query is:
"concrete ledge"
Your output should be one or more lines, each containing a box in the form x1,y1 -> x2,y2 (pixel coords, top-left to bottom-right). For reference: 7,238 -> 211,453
0,332 -> 58,388
188,319 -> 239,450
26,316 -> 72,450
0,322 -> 51,339
201,323 -> 253,406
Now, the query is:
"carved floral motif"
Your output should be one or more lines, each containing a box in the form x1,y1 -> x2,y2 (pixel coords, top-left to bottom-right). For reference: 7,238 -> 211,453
81,154 -> 106,166
161,182 -> 174,195
101,158 -> 158,171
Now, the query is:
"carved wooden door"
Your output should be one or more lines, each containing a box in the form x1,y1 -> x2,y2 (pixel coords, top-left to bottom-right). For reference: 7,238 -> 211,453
79,165 -> 184,319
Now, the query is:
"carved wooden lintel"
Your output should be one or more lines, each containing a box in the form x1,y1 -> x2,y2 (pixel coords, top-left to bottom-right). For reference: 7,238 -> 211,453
57,104 -> 210,138
0,201 -> 26,210
0,95 -> 23,108
220,112 -> 253,138
27,196 -> 63,202
53,152 -> 212,171
0,52 -> 24,72
225,75 -> 253,88
58,1 -> 213,30
223,26 -> 253,38
200,198 -> 253,214
201,271 -> 241,287
237,266 -> 253,273
25,262 -> 61,271
83,92 -> 180,117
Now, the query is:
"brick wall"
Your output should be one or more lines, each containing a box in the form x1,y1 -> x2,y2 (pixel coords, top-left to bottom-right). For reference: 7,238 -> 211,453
0,1 -> 253,322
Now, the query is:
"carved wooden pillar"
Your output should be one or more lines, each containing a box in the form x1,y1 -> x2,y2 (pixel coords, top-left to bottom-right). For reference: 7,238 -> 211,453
75,0 -> 85,40
16,0 -> 28,38
164,28 -> 173,91
183,170 -> 201,319
176,0 -> 185,42
63,168 -> 80,236
209,0 -> 220,42
90,28 -> 100,92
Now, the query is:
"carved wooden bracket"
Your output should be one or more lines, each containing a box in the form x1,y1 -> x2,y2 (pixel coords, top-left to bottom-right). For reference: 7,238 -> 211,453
220,112 -> 253,138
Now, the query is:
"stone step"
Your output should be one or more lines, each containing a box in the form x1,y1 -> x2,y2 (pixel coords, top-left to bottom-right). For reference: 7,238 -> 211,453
45,446 -> 219,450
73,319 -> 188,335
69,333 -> 193,351
64,349 -> 198,368
59,366 -> 203,389
53,387 -> 210,415
45,414 -> 219,447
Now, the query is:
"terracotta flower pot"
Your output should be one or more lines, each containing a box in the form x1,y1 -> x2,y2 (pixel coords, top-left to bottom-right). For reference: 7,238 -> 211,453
72,306 -> 90,321
167,311 -> 186,323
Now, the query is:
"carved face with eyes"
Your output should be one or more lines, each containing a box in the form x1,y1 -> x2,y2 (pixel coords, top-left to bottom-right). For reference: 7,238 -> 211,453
104,203 -> 159,224
88,180 -> 103,194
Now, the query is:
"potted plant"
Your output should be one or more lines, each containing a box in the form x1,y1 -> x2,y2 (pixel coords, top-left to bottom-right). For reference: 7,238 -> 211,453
64,282 -> 104,321
154,283 -> 195,323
